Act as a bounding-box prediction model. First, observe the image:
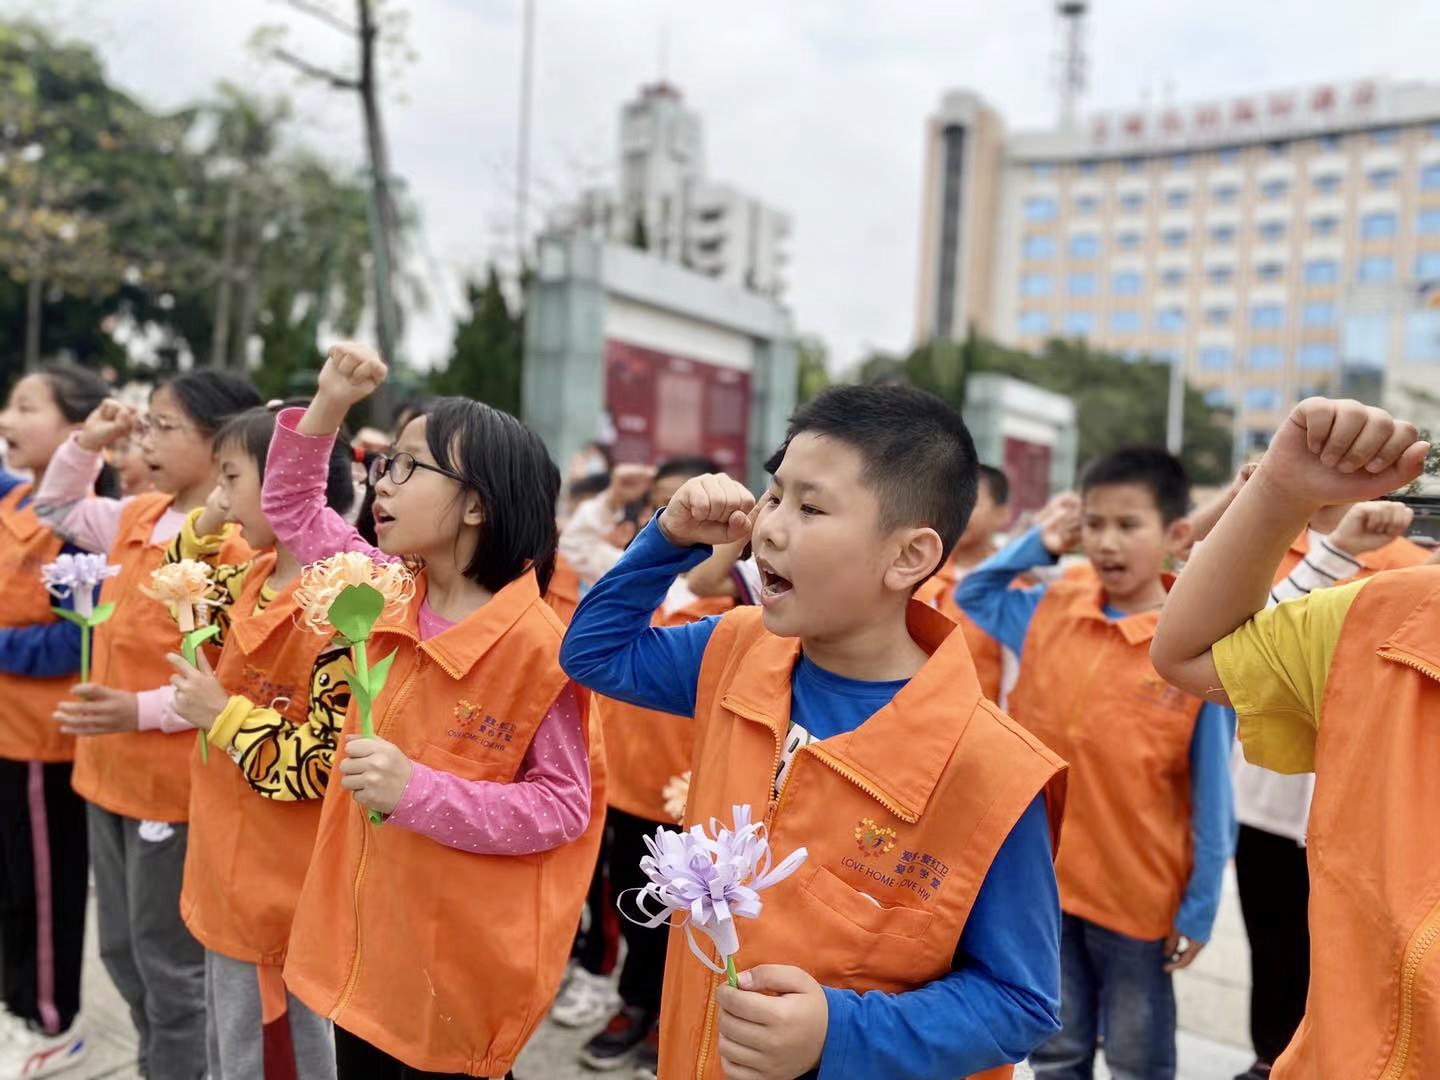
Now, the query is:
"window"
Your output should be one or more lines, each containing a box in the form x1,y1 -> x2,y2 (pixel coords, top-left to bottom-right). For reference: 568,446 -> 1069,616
1368,167 -> 1399,190
1302,301 -> 1336,327
1262,179 -> 1289,200
1022,235 -> 1056,259
1064,311 -> 1095,336
1112,270 -> 1144,295
1123,157 -> 1144,173
1256,262 -> 1285,283
1406,311 -> 1440,361
1155,308 -> 1186,332
1432,123 -> 1440,140
1212,184 -> 1240,205
1311,215 -> 1340,237
1170,153 -> 1191,170
1166,189 -> 1191,209
1303,259 -> 1340,285
1252,304 -> 1285,329
1209,224 -> 1236,244
1363,212 -> 1399,239
1372,128 -> 1399,146
1162,228 -> 1188,249
1110,310 -> 1141,333
1268,140 -> 1289,158
1246,386 -> 1282,411
1300,343 -> 1338,369
1422,164 -> 1440,190
1152,348 -> 1180,365
1420,209 -> 1440,235
1032,163 -> 1056,179
1216,147 -> 1242,165
1120,192 -> 1145,213
1024,197 -> 1059,222
1069,234 -> 1101,258
1258,220 -> 1287,243
1019,311 -> 1050,335
1160,267 -> 1187,288
1417,252 -> 1440,280
1068,272 -> 1097,297
1020,273 -> 1052,297
1117,231 -> 1143,252
1248,345 -> 1284,370
1317,134 -> 1343,153
1207,264 -> 1234,285
1296,385 -> 1326,403
1313,174 -> 1343,195
1203,387 -> 1233,408
1344,313 -> 1390,367
1358,256 -> 1396,283
1200,347 -> 1233,371
1077,160 -> 1100,176
1205,305 -> 1231,326
1074,195 -> 1099,215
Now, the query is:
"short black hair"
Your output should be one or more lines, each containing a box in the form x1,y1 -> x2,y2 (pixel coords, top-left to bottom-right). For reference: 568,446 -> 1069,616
1079,446 -> 1190,523
567,473 -> 611,501
977,464 -> 1010,507
768,384 -> 978,558
215,403 -> 355,516
654,456 -> 721,484
157,370 -> 262,438
424,397 -> 561,594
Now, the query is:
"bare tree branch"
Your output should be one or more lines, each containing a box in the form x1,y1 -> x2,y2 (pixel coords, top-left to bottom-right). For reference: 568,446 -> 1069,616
278,0 -> 357,36
271,47 -> 360,90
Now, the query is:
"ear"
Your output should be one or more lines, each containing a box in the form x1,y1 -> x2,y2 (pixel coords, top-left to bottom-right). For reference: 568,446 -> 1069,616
1165,515 -> 1194,558
460,490 -> 484,527
884,527 -> 946,594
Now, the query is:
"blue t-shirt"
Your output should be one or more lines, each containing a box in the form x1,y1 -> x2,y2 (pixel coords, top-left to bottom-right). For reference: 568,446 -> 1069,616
0,471 -> 85,679
561,519 -> 1062,1079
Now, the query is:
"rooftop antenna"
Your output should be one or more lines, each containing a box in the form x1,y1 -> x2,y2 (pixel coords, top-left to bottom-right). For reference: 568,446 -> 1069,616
1055,0 -> 1090,130
657,0 -> 670,82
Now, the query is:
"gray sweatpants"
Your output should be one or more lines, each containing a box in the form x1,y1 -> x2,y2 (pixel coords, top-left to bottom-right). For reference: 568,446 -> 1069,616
204,949 -> 336,1080
87,804 -> 206,1079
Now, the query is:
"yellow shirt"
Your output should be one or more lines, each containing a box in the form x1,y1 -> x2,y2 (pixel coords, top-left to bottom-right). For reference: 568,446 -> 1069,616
1212,578 -> 1367,775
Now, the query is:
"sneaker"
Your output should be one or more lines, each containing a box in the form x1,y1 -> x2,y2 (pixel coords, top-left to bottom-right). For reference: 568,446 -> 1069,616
1234,1065 -> 1272,1080
2,1022 -> 87,1078
550,967 -> 621,1030
631,1022 -> 660,1079
579,1006 -> 654,1071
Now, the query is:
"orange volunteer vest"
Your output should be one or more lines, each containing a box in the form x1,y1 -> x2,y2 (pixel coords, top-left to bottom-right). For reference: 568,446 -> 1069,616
283,570 -> 605,1077
915,560 -> 1005,702
0,484 -> 76,763
659,600 -> 1067,1080
1269,565 -> 1440,1079
1006,570 -> 1203,941
75,493 -> 250,823
600,595 -> 733,822
181,553 -> 333,965
544,553 -> 580,624
1276,528 -> 1428,582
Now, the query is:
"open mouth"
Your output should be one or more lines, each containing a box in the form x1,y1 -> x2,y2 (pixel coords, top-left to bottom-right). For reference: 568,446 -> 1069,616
756,558 -> 794,600
1097,561 -> 1128,577
373,504 -> 396,530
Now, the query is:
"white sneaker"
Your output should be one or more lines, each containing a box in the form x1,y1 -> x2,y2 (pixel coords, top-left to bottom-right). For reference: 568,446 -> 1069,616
1,1022 -> 87,1078
549,967 -> 620,1029
0,1010 -> 29,1045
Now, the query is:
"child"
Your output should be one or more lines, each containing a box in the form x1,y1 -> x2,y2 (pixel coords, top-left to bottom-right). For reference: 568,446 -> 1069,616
957,448 -> 1235,1080
158,405 -> 356,1080
108,430 -> 154,496
562,384 -> 1067,1079
1151,398 -> 1435,1080
35,370 -> 260,1080
0,364 -> 114,1077
267,343 -> 602,1080
915,463 -> 1012,701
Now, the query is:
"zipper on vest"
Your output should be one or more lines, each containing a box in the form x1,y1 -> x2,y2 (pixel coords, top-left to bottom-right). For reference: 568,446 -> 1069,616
1379,646 -> 1440,685
808,747 -> 918,824
1380,894 -> 1440,1079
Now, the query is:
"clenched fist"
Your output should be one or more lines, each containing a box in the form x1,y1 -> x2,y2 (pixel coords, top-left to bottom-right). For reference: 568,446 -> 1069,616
658,474 -> 756,548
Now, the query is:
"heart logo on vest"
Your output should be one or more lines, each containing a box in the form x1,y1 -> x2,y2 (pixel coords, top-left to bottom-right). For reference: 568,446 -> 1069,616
854,817 -> 897,857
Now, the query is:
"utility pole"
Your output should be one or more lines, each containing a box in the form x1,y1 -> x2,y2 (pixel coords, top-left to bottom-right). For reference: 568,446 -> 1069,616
515,0 -> 535,275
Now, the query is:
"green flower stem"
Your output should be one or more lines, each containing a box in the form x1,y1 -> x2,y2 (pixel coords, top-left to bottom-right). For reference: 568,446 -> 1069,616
79,626 -> 90,685
354,640 -> 373,738
725,954 -> 739,989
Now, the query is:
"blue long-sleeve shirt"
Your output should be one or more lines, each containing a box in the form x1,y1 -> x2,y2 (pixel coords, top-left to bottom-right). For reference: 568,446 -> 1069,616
0,471 -> 85,679
562,519 -> 1062,1079
956,527 -> 1236,944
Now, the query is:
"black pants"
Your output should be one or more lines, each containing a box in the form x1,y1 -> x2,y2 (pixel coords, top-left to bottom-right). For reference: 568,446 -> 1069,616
572,821 -> 619,977
1235,823 -> 1311,1065
334,1026 -> 513,1080
0,758 -> 88,1034
609,808 -> 670,1015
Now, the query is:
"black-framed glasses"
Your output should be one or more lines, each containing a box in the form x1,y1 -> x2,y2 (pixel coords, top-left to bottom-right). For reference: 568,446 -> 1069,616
368,451 -> 463,487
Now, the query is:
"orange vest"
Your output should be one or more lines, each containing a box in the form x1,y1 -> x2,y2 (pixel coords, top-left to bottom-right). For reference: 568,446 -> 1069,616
75,493 -> 250,822
600,596 -> 734,822
916,560 -> 1005,702
544,553 -> 581,625
180,554 -> 331,965
659,601 -> 1066,1079
283,570 -> 605,1077
0,484 -> 75,763
1276,529 -> 1429,581
1267,565 -> 1440,1079
1006,571 -> 1202,941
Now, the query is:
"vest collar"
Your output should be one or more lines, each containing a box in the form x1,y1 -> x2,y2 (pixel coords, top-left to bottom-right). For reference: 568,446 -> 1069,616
717,599 -> 981,823
374,569 -> 544,680
1378,575 -> 1440,684
1060,572 -> 1169,646
0,484 -> 43,543
226,554 -> 300,654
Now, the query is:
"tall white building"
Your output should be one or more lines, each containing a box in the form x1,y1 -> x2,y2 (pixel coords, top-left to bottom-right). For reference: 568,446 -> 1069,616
552,82 -> 791,298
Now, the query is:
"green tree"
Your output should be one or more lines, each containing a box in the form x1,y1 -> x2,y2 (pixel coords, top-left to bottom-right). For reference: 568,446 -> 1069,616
795,335 -> 830,404
430,267 -> 523,414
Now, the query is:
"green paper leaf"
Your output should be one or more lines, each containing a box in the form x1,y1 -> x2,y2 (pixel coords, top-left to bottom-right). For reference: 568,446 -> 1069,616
367,646 -> 400,696
349,671 -> 372,716
328,584 -> 384,645
90,602 -> 116,626
180,623 -> 220,665
51,607 -> 87,627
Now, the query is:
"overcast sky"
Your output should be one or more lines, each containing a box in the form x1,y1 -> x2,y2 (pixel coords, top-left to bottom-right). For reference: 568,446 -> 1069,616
23,0 -> 1440,370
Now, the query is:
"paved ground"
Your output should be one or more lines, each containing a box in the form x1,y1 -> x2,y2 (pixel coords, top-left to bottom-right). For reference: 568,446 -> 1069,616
72,869 -> 1256,1079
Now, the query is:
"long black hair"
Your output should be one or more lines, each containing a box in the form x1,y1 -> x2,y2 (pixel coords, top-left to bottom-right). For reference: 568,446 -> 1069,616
214,402 -> 355,516
34,363 -> 121,498
157,369 -> 262,438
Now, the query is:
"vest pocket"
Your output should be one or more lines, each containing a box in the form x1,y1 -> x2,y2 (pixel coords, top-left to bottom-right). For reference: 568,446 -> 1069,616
801,864 -> 934,938
415,740 -> 516,785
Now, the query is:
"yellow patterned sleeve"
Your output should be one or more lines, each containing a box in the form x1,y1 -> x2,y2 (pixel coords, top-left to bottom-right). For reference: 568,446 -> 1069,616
164,508 -> 252,647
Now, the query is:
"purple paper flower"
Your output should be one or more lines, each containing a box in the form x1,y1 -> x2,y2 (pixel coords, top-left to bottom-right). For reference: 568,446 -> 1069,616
629,804 -> 807,975
41,553 -> 120,618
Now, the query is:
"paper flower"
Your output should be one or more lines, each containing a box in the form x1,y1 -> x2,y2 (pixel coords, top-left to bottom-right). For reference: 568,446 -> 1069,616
41,554 -> 121,681
628,804 -> 807,986
145,560 -> 222,760
662,771 -> 691,824
293,552 -> 414,638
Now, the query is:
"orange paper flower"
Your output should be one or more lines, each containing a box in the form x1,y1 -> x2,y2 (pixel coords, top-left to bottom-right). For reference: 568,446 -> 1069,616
293,552 -> 415,636
142,560 -> 217,620
663,771 -> 691,824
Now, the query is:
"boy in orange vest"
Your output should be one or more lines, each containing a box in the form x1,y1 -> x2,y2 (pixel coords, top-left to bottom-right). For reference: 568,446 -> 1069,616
957,448 -> 1235,1080
1152,398 -> 1436,1080
563,384 -> 1066,1080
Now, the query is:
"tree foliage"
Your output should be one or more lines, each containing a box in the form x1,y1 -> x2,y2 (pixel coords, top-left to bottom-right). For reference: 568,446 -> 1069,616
429,267 -> 524,415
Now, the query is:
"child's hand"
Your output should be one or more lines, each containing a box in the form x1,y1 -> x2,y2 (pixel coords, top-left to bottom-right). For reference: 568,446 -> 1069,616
78,400 -> 137,453
166,651 -> 229,730
319,341 -> 388,408
54,684 -> 140,735
339,735 -> 413,816
1036,491 -> 1082,555
1259,398 -> 1428,509
659,474 -> 756,547
1164,932 -> 1205,973
605,463 -> 656,511
195,485 -> 230,538
715,965 -> 828,1080
1328,500 -> 1415,556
